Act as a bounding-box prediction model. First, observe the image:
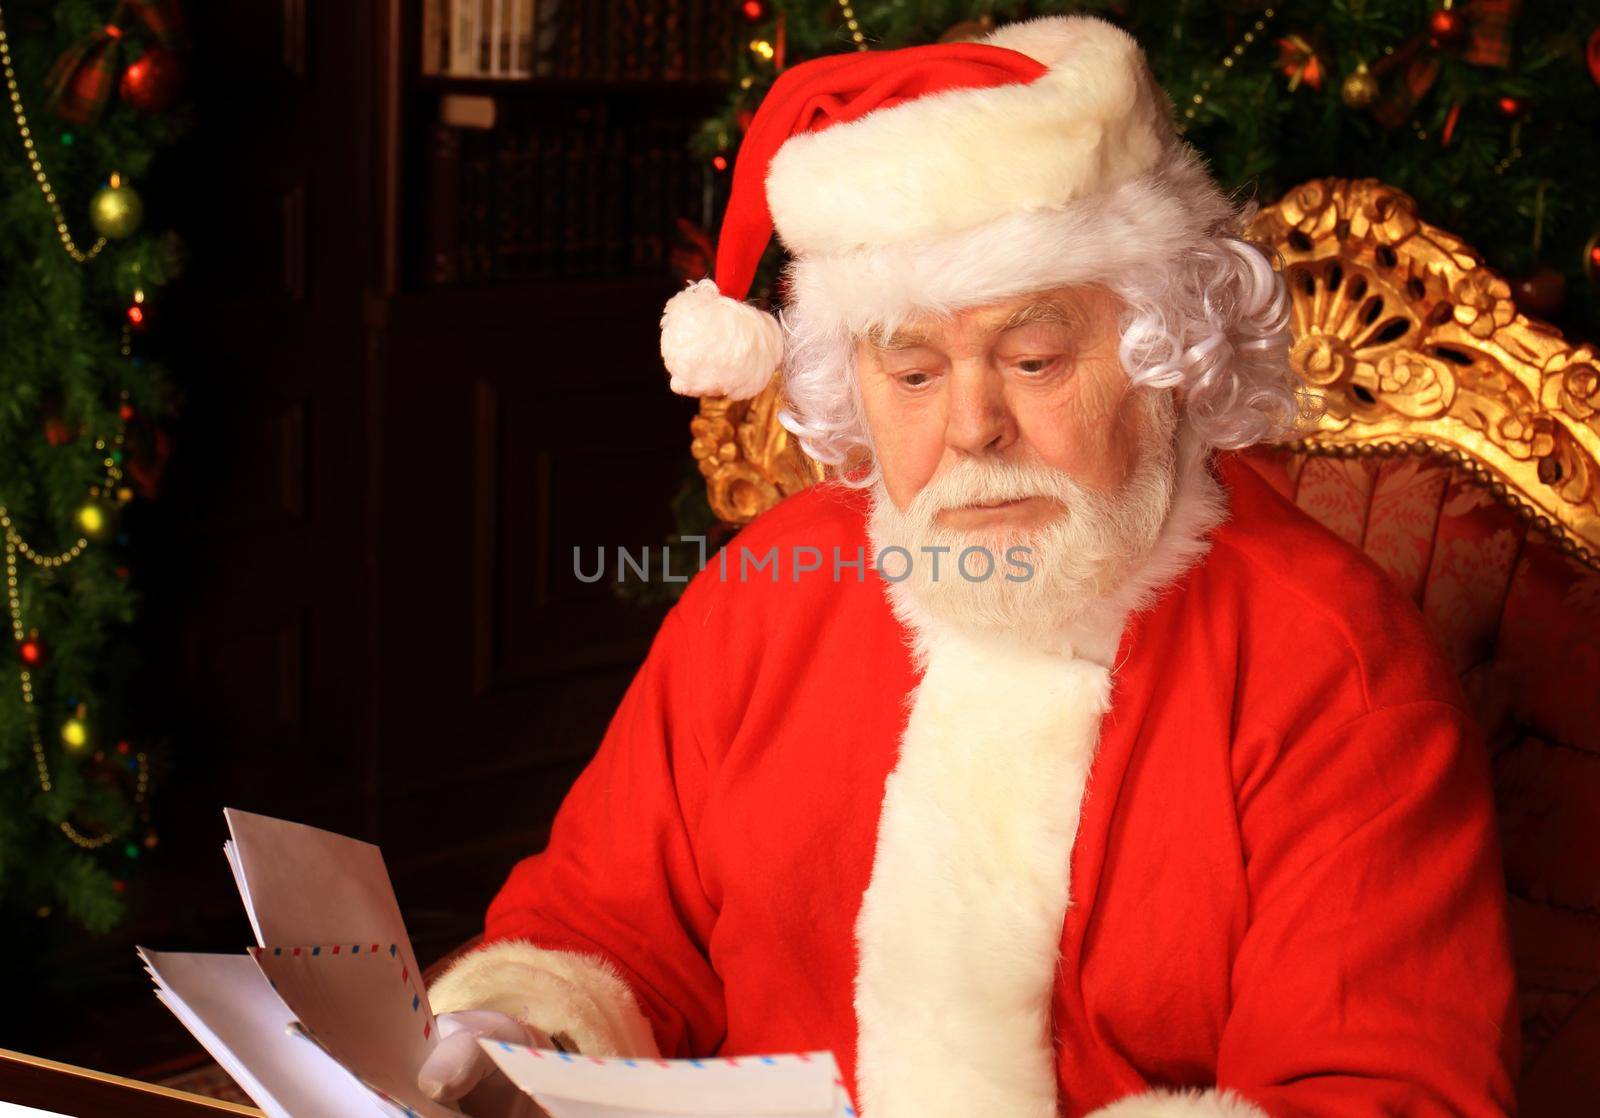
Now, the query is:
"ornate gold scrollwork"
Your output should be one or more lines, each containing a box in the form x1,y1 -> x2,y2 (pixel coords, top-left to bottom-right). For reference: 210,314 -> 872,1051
1252,178 -> 1599,568
688,177 -> 1600,567
690,380 -> 826,525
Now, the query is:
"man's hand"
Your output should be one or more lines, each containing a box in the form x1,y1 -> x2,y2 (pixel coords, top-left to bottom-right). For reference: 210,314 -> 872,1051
418,1009 -> 552,1118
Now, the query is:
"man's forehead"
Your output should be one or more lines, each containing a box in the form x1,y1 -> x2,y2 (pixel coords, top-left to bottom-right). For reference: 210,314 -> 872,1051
866,293 -> 1092,350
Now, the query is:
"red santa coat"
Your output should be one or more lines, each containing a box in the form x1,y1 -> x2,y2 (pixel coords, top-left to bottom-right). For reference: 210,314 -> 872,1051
429,447 -> 1518,1118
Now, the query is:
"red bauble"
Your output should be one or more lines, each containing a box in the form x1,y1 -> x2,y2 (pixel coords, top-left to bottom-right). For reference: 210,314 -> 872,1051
1427,8 -> 1468,50
740,0 -> 767,22
19,634 -> 48,668
43,417 -> 74,446
1496,95 -> 1527,120
119,48 -> 184,114
1513,265 -> 1567,319
1441,102 -> 1462,145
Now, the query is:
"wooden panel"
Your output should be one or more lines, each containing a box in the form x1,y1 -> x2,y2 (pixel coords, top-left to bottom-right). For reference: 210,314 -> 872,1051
474,379 -> 689,687
207,393 -> 308,522
189,611 -> 307,738
366,277 -> 696,893
282,0 -> 307,77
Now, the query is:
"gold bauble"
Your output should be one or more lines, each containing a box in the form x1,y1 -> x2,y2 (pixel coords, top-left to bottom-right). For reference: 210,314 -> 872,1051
61,718 -> 89,750
1341,64 -> 1379,110
89,176 -> 144,239
76,502 -> 108,538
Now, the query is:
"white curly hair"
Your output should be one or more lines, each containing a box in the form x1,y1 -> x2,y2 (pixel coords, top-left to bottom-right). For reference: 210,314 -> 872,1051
776,194 -> 1326,489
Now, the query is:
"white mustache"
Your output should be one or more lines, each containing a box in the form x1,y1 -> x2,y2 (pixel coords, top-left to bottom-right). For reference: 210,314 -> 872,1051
906,461 -> 1083,523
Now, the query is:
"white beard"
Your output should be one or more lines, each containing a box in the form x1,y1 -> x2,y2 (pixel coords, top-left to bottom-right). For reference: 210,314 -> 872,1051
866,388 -> 1184,663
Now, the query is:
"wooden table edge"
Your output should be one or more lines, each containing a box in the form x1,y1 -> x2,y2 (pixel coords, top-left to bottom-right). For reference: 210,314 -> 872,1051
0,1047 -> 262,1116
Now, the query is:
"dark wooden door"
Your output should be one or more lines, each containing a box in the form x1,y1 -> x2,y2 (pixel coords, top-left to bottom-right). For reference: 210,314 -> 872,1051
365,279 -> 697,957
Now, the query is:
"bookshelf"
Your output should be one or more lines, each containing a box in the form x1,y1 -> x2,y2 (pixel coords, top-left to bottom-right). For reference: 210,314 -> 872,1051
398,0 -> 737,290
419,0 -> 736,83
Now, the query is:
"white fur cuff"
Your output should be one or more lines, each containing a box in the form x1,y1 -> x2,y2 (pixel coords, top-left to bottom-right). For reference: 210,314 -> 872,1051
426,938 -> 661,1059
1086,1088 -> 1269,1118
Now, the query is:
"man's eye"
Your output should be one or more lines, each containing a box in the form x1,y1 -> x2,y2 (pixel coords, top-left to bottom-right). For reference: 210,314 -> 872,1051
1012,357 -> 1060,377
896,371 -> 936,389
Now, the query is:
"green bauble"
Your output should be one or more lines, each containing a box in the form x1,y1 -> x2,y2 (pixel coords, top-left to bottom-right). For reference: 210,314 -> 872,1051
90,181 -> 144,239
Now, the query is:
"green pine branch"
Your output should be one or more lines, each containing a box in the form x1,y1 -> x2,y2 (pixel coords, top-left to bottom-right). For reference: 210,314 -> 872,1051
0,0 -> 186,931
695,0 -> 1600,339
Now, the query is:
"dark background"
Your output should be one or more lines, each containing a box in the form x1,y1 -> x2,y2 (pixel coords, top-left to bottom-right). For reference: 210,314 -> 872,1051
6,0 -> 719,1078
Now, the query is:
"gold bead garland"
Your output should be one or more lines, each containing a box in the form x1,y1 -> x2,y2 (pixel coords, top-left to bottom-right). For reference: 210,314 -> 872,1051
0,3 -> 108,263
837,0 -> 866,49
2,414 -> 146,850
1494,121 -> 1523,175
1183,8 -> 1278,127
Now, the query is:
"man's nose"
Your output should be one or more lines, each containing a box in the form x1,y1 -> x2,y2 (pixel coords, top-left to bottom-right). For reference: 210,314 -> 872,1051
944,367 -> 1015,456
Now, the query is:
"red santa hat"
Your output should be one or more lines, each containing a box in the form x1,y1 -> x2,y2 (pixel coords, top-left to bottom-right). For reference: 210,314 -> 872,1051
659,14 -> 1232,401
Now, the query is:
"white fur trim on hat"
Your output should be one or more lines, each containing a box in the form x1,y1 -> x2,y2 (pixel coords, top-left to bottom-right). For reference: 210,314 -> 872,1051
1085,1088 -> 1269,1118
660,278 -> 784,400
427,938 -> 660,1058
767,15 -> 1172,258
781,140 -> 1234,340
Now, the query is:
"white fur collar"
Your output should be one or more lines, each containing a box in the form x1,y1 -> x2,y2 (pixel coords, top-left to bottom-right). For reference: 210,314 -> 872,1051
853,422 -> 1229,1117
853,631 -> 1112,1118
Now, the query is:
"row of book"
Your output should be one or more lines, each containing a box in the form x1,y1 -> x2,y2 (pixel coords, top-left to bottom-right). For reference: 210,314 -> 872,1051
421,0 -> 739,82
424,105 -> 719,284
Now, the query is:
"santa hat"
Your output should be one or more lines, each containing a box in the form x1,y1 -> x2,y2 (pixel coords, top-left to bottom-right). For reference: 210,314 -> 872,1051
659,14 -> 1235,401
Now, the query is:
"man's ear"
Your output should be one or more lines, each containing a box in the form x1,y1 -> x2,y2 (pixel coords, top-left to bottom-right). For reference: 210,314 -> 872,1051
839,449 -> 875,484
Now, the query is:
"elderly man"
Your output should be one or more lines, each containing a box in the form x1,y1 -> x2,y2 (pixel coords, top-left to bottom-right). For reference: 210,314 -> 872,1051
421,14 -> 1518,1118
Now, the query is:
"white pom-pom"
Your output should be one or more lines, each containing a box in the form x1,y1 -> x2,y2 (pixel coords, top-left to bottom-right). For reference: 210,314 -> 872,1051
659,278 -> 783,400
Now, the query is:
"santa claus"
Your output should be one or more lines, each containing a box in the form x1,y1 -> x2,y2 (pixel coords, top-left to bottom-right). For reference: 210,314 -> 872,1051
419,14 -> 1518,1118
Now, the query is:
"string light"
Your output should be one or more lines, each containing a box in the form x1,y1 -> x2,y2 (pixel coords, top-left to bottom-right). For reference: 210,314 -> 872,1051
0,2 -> 107,262
1182,8 -> 1278,127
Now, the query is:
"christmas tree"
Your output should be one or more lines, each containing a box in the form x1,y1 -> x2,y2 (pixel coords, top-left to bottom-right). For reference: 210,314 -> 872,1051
696,0 -> 1600,341
0,0 -> 187,931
